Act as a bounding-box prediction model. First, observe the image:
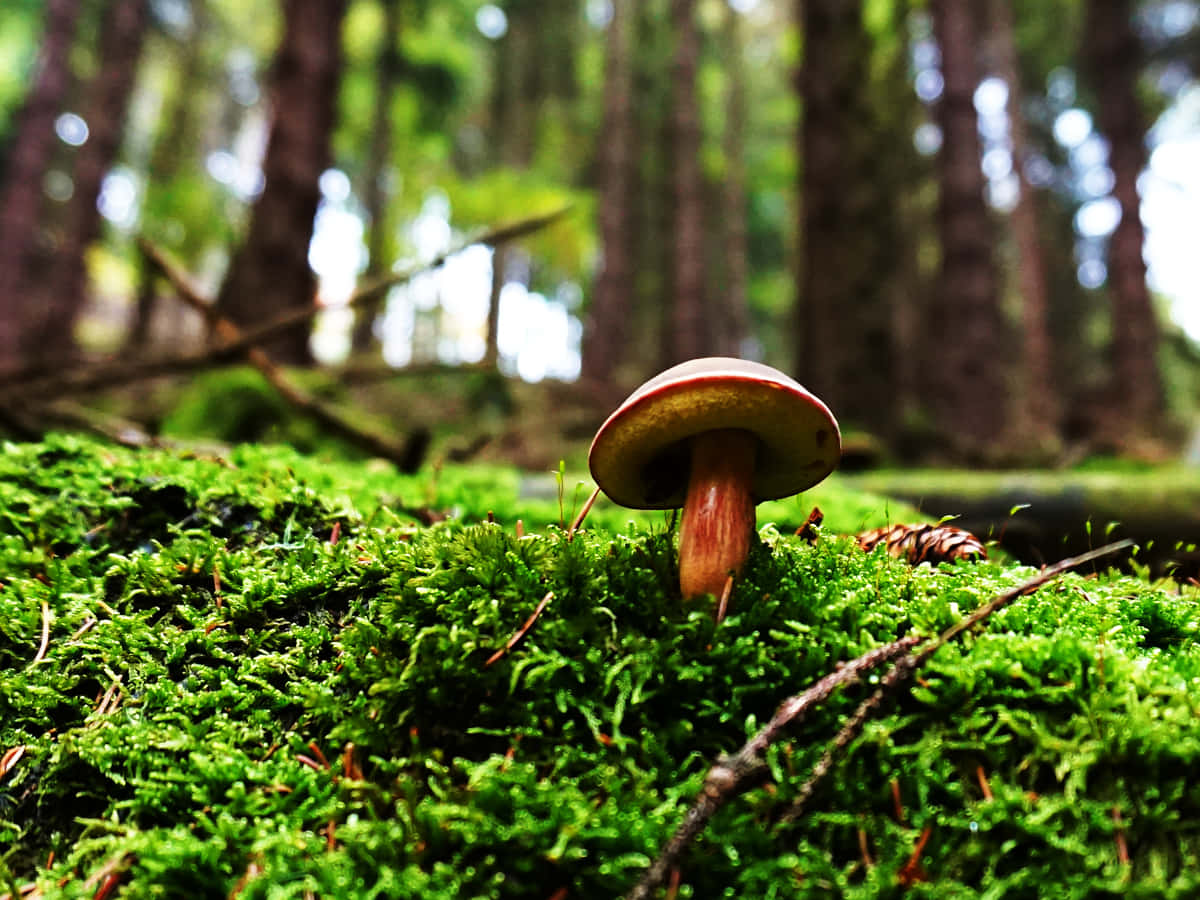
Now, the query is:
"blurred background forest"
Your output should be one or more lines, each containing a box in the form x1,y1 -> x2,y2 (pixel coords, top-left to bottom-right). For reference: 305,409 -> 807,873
1,0 -> 1199,468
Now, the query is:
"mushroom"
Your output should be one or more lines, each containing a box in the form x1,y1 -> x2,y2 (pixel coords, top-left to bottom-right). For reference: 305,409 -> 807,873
588,357 -> 841,601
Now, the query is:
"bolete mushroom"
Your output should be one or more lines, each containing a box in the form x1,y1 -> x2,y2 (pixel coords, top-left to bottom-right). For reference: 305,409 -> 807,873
588,357 -> 841,601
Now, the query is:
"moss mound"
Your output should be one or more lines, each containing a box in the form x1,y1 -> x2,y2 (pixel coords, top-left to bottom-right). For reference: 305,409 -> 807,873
2,435 -> 1200,898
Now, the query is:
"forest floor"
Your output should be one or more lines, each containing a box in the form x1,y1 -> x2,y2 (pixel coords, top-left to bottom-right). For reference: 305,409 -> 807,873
3,434 -> 1200,898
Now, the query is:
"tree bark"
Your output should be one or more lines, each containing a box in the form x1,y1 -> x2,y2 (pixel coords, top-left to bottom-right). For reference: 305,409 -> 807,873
126,0 -> 211,355
350,0 -> 402,355
0,0 -> 82,367
986,0 -> 1058,449
25,0 -> 150,362
719,2 -> 751,359
796,0 -> 893,431
1080,0 -> 1164,436
581,0 -> 636,384
665,0 -> 707,365
928,0 -> 1009,457
216,0 -> 349,365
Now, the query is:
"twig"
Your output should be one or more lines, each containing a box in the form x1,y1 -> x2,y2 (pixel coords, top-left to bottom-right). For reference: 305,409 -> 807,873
0,746 -> 27,782
139,241 -> 428,472
779,540 -> 1134,827
626,539 -> 1133,899
623,635 -> 922,900
484,591 -> 554,668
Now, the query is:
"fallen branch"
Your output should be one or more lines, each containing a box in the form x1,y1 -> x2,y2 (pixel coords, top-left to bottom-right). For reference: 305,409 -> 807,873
0,206 -> 572,400
625,539 -> 1134,899
623,635 -> 922,900
139,241 -> 428,472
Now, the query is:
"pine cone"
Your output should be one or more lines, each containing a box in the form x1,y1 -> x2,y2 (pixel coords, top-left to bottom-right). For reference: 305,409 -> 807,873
856,523 -> 987,565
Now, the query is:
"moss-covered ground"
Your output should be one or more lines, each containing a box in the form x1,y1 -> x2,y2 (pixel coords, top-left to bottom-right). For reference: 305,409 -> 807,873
3,435 -> 1200,898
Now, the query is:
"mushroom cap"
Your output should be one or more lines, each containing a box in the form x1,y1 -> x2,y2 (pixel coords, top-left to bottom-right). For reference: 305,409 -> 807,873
588,357 -> 841,509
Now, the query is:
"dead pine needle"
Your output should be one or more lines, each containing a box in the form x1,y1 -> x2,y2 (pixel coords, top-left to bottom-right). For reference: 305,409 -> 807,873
32,601 -> 50,664
485,591 -> 555,668
566,486 -> 602,542
1,745 -> 27,782
857,825 -> 875,868
714,575 -> 735,625
897,825 -> 933,886
976,765 -> 994,801
1113,805 -> 1130,865
890,778 -> 906,822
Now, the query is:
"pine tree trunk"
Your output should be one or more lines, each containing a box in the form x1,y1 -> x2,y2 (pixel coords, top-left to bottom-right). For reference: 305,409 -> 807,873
25,0 -> 149,362
350,0 -> 402,356
126,0 -> 210,354
482,5 -> 536,371
719,3 -> 750,359
1081,0 -> 1164,436
0,0 -> 82,368
216,0 -> 349,365
665,0 -> 707,365
796,0 -> 892,430
986,0 -> 1058,449
928,0 -> 1009,457
581,0 -> 636,384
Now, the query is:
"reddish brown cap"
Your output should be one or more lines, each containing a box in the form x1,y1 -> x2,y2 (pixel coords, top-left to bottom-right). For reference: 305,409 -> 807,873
588,357 -> 841,509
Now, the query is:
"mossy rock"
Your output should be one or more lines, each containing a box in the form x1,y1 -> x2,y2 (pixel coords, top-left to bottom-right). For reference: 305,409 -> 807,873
2,435 -> 1199,898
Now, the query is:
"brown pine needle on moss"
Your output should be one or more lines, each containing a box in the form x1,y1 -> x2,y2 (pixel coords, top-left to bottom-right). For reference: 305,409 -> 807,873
31,601 -> 49,664
624,634 -> 922,900
566,485 -> 602,542
485,591 -> 555,668
976,765 -> 994,801
0,745 -> 26,782
629,539 -> 1134,900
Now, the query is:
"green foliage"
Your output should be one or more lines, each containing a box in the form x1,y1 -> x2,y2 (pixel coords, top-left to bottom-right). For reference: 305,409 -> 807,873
3,436 -> 1200,897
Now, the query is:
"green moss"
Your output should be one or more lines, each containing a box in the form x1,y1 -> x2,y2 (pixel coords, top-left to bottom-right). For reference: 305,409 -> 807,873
2,435 -> 1199,897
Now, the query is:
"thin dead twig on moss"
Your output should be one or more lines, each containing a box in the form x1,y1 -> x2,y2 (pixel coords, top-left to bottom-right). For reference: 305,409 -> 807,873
140,241 -> 430,471
626,539 -> 1134,900
32,601 -> 50,664
779,539 -> 1134,828
485,591 -> 555,668
623,634 -> 922,900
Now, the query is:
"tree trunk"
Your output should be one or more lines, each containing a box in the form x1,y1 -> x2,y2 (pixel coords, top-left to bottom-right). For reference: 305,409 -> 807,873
986,0 -> 1058,449
665,0 -> 707,365
350,0 -> 402,355
581,0 -> 636,384
796,0 -> 892,431
1081,0 -> 1164,436
216,0 -> 349,365
928,0 -> 1009,457
719,2 -> 751,359
0,0 -> 82,368
24,0 -> 150,362
482,2 -> 537,371
126,0 -> 210,355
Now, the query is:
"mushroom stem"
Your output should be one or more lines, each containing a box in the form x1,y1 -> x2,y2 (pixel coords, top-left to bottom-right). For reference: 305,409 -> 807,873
678,428 -> 758,601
